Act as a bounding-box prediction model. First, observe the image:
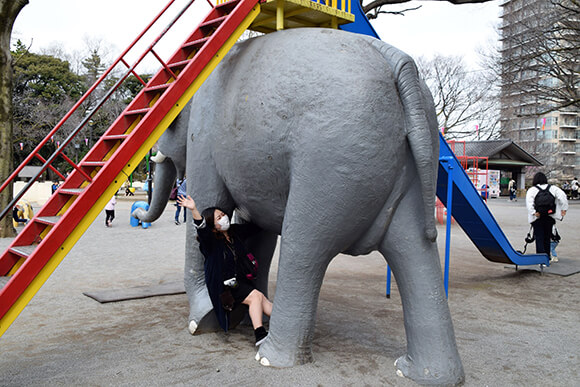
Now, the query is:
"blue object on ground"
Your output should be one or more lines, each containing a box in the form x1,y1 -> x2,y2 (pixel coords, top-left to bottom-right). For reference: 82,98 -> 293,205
130,201 -> 151,229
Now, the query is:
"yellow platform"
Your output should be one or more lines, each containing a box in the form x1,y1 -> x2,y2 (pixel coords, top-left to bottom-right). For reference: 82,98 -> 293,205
250,0 -> 354,32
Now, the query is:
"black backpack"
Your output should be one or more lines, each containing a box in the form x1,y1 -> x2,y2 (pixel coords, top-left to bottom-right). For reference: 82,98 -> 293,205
534,185 -> 556,217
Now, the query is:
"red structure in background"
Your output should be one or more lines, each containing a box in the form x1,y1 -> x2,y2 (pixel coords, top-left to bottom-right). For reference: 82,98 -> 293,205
436,140 -> 490,225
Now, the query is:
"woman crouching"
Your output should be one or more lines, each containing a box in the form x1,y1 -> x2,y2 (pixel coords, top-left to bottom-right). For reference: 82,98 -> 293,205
177,194 -> 272,346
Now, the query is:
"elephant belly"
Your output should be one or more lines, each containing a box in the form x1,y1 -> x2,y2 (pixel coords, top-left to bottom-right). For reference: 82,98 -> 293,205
188,28 -> 407,234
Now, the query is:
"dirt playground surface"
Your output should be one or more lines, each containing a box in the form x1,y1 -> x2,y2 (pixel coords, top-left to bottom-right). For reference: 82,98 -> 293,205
1,197 -> 579,386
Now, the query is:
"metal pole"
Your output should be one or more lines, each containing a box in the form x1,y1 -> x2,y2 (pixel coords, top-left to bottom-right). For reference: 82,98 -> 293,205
146,150 -> 153,206
386,265 -> 391,299
443,158 -> 454,298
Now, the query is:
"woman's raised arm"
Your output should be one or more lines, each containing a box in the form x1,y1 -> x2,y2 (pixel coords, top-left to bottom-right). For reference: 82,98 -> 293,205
177,195 -> 203,221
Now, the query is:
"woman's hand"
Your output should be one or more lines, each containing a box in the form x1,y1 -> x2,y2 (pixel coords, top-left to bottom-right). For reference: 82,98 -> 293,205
177,195 -> 202,220
177,194 -> 196,210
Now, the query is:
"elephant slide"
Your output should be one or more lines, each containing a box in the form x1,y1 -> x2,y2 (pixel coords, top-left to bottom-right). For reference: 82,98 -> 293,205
134,28 -> 464,385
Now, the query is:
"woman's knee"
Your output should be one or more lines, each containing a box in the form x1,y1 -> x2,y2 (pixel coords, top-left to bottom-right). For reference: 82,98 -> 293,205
244,289 -> 263,305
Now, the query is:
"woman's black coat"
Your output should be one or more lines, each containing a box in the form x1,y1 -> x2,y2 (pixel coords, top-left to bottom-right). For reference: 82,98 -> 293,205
196,222 -> 260,331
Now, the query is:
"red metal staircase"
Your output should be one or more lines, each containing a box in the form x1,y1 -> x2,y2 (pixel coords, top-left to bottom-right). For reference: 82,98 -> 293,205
0,0 -> 261,337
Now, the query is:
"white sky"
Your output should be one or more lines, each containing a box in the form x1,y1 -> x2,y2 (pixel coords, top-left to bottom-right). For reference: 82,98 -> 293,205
12,0 -> 501,72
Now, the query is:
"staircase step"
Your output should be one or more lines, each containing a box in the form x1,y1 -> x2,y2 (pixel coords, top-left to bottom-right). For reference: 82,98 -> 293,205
200,15 -> 228,29
10,245 -> 37,258
183,37 -> 210,50
144,83 -> 171,93
81,161 -> 107,167
103,134 -> 129,141
59,188 -> 84,195
36,216 -> 61,226
125,107 -> 151,117
169,59 -> 191,70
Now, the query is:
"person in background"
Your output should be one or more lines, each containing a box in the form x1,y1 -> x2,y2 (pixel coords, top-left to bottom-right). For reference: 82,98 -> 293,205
105,194 -> 117,227
525,172 -> 568,261
570,177 -> 579,200
508,178 -> 517,201
550,224 -> 561,262
12,205 -> 28,225
51,180 -> 60,194
174,177 -> 187,225
562,181 -> 571,199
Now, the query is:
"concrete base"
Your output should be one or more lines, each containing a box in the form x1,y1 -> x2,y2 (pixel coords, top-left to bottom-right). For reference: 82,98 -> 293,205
506,257 -> 580,276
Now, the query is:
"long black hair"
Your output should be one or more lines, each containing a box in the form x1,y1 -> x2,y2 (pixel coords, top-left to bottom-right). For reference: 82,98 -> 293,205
532,172 -> 548,186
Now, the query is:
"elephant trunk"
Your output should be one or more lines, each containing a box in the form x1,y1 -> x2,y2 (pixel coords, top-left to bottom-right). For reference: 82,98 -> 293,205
370,40 -> 438,242
132,151 -> 178,223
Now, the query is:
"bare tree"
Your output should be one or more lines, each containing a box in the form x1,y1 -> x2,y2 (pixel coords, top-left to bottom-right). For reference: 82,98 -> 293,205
417,55 -> 500,140
363,0 -> 492,20
0,0 -> 28,237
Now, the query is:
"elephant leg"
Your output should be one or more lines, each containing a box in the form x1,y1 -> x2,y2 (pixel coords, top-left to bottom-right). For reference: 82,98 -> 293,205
184,232 -> 220,334
256,234 -> 335,366
184,164 -> 235,334
256,192 -> 351,366
379,187 -> 464,385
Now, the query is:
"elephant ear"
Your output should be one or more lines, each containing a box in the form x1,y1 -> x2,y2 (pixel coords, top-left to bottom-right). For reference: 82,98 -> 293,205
369,39 -> 438,242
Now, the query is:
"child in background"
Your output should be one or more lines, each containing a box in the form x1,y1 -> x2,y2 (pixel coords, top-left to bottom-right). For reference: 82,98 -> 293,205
550,225 -> 560,262
105,195 -> 117,227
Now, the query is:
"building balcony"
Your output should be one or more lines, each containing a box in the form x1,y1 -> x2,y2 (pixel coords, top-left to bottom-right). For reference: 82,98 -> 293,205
558,137 -> 576,142
559,111 -> 578,116
559,124 -> 578,129
561,151 -> 576,155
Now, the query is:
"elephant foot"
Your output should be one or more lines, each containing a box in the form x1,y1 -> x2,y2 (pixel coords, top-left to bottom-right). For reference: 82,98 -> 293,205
394,354 -> 464,386
255,336 -> 314,367
187,310 -> 221,335
255,351 -> 270,366
188,320 -> 198,335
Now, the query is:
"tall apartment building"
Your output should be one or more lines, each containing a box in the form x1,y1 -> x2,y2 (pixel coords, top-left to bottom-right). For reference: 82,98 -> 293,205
499,0 -> 579,183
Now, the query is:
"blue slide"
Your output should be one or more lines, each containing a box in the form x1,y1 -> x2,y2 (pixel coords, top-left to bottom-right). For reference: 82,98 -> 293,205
438,135 -> 549,266
340,11 -> 549,267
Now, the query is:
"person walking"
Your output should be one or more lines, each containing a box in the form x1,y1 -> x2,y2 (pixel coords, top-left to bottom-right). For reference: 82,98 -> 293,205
525,172 -> 568,260
570,177 -> 579,200
508,178 -> 517,201
105,194 -> 117,227
174,177 -> 187,225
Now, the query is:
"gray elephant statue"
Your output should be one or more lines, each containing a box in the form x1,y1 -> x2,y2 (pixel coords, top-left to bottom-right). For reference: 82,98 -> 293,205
133,28 -> 464,385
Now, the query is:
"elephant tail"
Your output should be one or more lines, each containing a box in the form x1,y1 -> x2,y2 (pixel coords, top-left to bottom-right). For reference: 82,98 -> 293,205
370,40 -> 438,242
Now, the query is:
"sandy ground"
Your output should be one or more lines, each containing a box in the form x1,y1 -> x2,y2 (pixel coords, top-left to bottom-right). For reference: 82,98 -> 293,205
0,197 -> 579,386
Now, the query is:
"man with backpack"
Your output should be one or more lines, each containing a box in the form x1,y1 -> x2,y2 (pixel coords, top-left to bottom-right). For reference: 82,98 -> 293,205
525,172 -> 568,260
